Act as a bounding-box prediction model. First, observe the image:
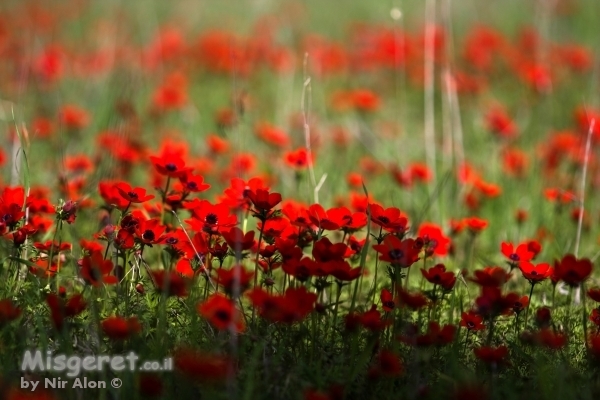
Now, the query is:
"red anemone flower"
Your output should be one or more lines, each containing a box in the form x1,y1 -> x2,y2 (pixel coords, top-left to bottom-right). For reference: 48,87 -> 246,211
518,262 -> 553,284
221,227 -> 255,252
372,236 -> 420,268
512,295 -> 529,314
421,263 -> 456,290
368,204 -> 408,233
460,311 -> 485,331
185,199 -> 238,234
136,218 -> 166,245
179,171 -> 210,193
80,251 -> 118,286
247,189 -> 282,214
501,242 -> 534,264
115,182 -> 155,203
149,155 -> 192,178
380,288 -> 398,312
312,237 -> 347,263
417,223 -> 451,257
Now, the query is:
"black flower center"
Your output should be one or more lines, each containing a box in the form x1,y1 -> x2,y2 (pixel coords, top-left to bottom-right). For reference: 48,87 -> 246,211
186,182 -> 198,190
509,253 -> 520,261
165,163 -> 177,172
127,191 -> 138,199
90,267 -> 102,281
142,230 -> 155,241
377,216 -> 390,224
205,213 -> 218,225
2,213 -> 12,222
166,237 -> 178,245
388,249 -> 404,260
215,309 -> 230,322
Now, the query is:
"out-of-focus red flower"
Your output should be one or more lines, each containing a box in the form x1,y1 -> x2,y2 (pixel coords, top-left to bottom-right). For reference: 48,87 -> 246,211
173,347 -> 232,382
553,254 -> 592,286
463,216 -> 488,233
536,328 -> 568,350
474,345 -> 509,368
397,289 -> 429,310
215,265 -> 254,296
503,147 -> 528,177
34,45 -> 64,82
590,309 -> 600,327
151,270 -> 190,297
587,287 -> 600,302
469,267 -> 511,287
46,293 -> 86,330
367,349 -> 403,379
101,316 -> 141,340
138,373 -> 163,398
0,299 -> 21,325
475,287 -> 519,318
535,307 -> 552,328
206,134 -> 229,154
380,288 -> 398,312
284,148 -> 312,169
59,105 -> 90,130
485,107 -> 517,138
255,123 -> 290,148
152,71 -> 188,111
198,293 -> 245,333
247,287 -> 317,323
